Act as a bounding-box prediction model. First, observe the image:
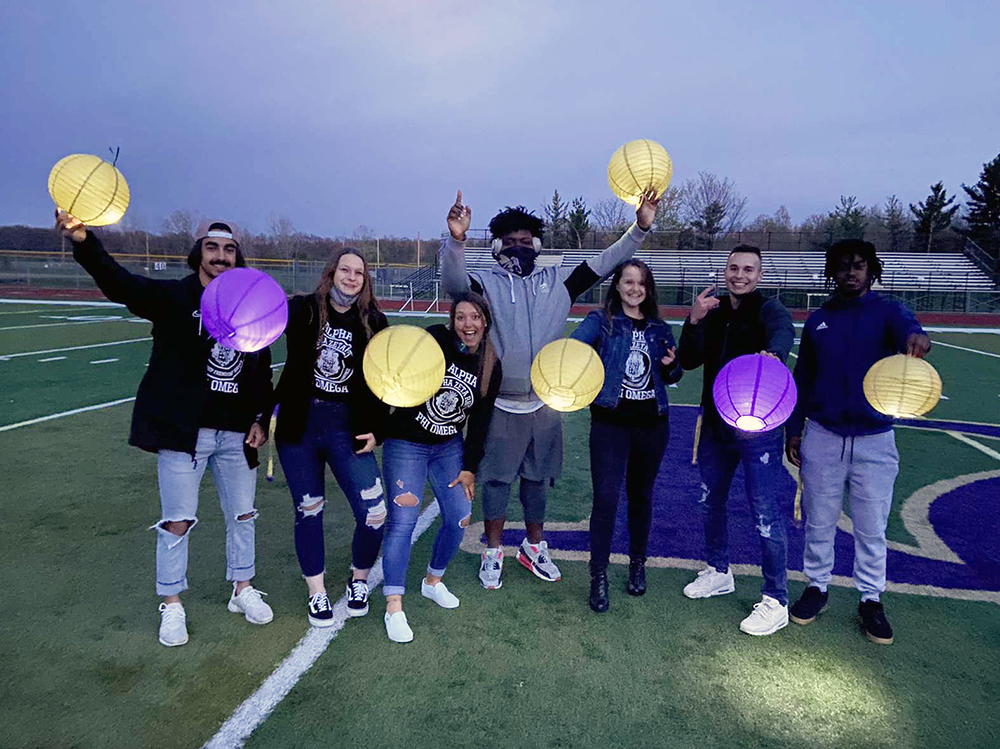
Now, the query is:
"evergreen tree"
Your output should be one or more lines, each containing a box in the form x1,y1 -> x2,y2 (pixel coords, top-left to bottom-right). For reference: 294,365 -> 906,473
910,182 -> 959,251
962,153 -> 1000,259
544,189 -> 569,248
567,197 -> 591,249
883,195 -> 909,251
831,196 -> 867,240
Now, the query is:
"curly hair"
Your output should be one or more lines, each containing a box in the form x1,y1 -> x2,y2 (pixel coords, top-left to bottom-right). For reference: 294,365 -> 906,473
825,239 -> 883,288
488,206 -> 545,241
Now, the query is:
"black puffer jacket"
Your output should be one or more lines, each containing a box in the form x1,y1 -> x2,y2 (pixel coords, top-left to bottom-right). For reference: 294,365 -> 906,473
73,232 -> 273,465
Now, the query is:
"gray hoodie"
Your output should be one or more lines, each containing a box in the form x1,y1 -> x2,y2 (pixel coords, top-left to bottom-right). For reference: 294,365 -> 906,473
440,222 -> 649,402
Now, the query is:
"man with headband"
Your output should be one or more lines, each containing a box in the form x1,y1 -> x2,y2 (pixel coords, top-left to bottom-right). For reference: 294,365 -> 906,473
440,189 -> 659,591
57,212 -> 275,647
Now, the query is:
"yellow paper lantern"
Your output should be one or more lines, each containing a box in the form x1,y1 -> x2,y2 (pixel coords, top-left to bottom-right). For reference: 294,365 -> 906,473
48,154 -> 130,226
363,325 -> 446,408
863,354 -> 942,418
530,338 -> 605,413
607,139 -> 673,205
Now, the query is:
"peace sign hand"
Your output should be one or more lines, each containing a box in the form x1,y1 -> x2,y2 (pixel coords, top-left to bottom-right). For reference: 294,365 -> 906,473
690,286 -> 720,325
447,190 -> 471,241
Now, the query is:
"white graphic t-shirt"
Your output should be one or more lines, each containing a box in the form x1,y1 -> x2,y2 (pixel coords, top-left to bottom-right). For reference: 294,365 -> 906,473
621,327 -> 655,402
313,322 -> 355,397
201,341 -> 248,431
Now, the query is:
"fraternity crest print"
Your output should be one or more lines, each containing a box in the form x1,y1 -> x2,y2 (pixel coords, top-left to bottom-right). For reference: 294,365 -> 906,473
417,363 -> 477,436
314,324 -> 354,394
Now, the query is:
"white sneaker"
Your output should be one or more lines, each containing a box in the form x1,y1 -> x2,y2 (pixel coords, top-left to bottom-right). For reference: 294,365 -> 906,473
227,583 -> 274,624
421,580 -> 460,609
384,611 -> 414,643
683,567 -> 736,599
158,602 -> 188,647
739,595 -> 789,636
479,548 -> 504,590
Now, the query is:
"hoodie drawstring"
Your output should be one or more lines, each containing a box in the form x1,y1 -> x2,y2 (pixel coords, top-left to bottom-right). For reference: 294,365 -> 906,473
507,273 -> 515,304
839,435 -> 856,464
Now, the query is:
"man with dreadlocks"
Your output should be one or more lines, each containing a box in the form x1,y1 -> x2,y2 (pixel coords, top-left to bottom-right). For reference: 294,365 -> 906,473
440,189 -> 660,590
785,239 -> 930,645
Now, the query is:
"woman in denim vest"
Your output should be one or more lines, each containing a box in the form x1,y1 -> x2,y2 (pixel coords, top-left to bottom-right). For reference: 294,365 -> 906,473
571,259 -> 682,612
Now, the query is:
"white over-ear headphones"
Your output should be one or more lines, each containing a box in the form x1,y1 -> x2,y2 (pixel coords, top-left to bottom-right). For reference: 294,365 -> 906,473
491,237 -> 542,254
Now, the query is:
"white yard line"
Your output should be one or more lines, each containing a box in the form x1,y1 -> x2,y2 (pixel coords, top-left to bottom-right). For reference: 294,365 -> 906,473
89,358 -> 119,365
0,306 -> 97,316
932,340 -> 1000,359
0,299 -> 124,307
0,337 -> 152,360
947,431 -> 1000,461
38,356 -> 67,362
0,319 -> 131,331
203,502 -> 442,749
0,398 -> 135,433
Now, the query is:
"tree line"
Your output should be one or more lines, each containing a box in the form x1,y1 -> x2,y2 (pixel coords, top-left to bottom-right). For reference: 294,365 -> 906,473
3,153 -> 998,271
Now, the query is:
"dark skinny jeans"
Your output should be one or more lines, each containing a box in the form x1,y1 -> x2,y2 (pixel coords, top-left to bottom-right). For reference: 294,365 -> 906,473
589,417 -> 670,575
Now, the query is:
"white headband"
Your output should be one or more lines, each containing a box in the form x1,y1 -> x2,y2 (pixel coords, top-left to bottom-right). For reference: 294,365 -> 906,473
206,230 -> 234,239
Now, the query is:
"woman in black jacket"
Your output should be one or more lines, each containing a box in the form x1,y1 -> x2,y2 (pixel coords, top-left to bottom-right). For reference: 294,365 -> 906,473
273,247 -> 389,627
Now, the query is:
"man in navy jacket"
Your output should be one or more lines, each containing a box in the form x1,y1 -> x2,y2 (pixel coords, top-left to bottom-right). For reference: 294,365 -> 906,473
59,212 -> 275,647
785,239 -> 930,645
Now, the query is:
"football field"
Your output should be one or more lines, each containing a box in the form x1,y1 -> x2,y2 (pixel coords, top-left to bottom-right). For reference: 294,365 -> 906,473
2,300 -> 998,749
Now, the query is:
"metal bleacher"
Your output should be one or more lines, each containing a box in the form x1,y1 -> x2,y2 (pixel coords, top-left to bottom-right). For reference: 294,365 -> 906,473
451,248 -> 996,293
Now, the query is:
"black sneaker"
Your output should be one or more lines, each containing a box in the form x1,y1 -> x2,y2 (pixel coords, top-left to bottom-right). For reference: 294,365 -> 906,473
627,561 -> 647,597
790,586 -> 828,625
346,578 -> 370,618
307,591 -> 335,628
859,600 -> 893,644
589,570 -> 609,613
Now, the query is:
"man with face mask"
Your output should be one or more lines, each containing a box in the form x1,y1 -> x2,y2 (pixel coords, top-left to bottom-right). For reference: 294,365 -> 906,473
57,212 -> 275,648
785,239 -> 930,645
440,189 -> 659,591
677,245 -> 795,636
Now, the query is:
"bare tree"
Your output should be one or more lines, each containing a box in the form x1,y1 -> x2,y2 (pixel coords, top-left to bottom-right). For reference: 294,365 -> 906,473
591,198 -> 632,231
161,209 -> 198,238
747,205 -> 792,232
269,213 -> 297,260
680,172 -> 748,242
653,186 -> 685,231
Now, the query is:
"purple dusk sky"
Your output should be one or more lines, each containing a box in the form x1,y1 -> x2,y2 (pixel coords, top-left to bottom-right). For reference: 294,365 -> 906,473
2,0 -> 997,239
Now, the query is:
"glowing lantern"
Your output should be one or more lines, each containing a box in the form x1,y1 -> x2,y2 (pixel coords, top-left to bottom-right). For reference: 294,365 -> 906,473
200,268 -> 288,353
712,354 -> 797,432
48,154 -> 130,226
863,354 -> 941,418
607,139 -> 673,205
530,338 -> 605,413
363,325 -> 446,407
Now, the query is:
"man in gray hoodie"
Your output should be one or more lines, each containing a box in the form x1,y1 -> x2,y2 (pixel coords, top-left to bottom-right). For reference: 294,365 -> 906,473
440,189 -> 659,590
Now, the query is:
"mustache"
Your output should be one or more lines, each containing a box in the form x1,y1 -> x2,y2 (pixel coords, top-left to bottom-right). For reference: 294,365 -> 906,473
210,261 -> 232,267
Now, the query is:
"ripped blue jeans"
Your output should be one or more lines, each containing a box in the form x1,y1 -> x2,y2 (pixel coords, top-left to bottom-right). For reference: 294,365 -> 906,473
155,428 -> 258,597
697,420 -> 788,605
276,399 -> 385,578
381,437 -> 472,597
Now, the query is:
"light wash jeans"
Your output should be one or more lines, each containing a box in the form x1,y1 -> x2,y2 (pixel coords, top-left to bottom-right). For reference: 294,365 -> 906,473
381,437 -> 472,597
799,420 -> 899,602
153,428 -> 258,596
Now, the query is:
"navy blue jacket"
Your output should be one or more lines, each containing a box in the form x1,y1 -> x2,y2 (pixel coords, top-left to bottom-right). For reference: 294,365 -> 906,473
786,292 -> 928,438
572,310 -> 683,416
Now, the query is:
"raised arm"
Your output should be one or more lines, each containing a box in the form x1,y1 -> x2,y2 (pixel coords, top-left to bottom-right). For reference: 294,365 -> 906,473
677,286 -> 718,370
563,189 -> 659,301
59,211 -> 175,320
439,190 -> 474,296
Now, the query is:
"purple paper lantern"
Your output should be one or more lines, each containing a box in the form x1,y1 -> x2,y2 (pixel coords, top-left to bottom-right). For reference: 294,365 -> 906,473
200,268 -> 289,353
712,353 -> 797,432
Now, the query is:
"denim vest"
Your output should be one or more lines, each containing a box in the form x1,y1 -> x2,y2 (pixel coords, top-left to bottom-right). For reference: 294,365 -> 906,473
572,310 -> 681,416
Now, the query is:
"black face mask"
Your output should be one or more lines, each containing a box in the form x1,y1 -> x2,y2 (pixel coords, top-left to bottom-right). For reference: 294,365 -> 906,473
494,244 -> 537,277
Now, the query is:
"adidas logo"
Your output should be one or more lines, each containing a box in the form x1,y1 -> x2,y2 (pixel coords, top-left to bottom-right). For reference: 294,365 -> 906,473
816,322 -> 829,331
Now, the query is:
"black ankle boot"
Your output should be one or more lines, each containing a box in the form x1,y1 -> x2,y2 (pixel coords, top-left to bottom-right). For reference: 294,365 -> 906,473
589,571 -> 609,613
627,560 -> 647,596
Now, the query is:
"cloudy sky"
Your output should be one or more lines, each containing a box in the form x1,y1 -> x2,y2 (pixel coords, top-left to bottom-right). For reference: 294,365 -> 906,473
2,0 -> 997,239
